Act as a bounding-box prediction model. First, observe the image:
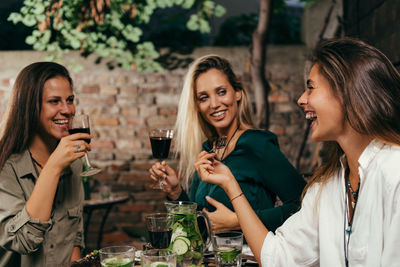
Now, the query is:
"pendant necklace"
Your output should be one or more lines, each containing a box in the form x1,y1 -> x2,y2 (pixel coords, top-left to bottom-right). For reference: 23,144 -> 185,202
344,170 -> 360,234
343,170 -> 360,267
346,177 -> 360,208
220,125 -> 240,160
211,125 -> 240,160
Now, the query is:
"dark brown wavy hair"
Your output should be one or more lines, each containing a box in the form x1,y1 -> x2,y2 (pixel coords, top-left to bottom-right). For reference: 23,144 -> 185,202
0,62 -> 73,170
303,38 -> 400,196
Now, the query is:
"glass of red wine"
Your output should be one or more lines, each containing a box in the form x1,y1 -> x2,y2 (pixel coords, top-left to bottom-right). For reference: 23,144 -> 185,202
69,114 -> 101,177
145,213 -> 172,249
149,129 -> 174,189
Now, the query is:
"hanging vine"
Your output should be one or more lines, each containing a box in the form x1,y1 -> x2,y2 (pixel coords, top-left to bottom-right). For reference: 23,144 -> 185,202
8,0 -> 225,72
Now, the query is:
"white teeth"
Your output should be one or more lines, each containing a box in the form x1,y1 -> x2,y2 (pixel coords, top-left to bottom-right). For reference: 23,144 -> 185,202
305,113 -> 317,120
211,111 -> 225,117
54,119 -> 69,124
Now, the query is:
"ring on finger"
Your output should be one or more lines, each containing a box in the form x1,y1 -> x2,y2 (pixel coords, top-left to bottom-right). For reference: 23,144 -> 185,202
76,145 -> 82,153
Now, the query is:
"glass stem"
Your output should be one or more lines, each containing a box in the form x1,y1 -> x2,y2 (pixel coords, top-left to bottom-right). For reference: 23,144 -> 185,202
84,153 -> 93,168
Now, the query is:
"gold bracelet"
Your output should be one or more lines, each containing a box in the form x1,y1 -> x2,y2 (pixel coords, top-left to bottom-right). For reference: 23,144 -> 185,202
230,192 -> 244,202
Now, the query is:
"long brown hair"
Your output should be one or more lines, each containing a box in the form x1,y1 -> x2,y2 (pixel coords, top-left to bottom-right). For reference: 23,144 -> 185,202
303,38 -> 400,195
0,62 -> 73,170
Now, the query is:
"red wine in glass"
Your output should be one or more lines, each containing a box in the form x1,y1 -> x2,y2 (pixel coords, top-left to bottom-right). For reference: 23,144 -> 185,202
68,128 -> 91,144
149,129 -> 174,189
148,228 -> 172,249
150,137 -> 171,159
69,114 -> 101,177
146,213 -> 172,249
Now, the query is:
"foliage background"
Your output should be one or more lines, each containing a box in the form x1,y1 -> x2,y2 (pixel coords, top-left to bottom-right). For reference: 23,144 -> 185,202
6,0 -> 226,72
1,0 -> 306,72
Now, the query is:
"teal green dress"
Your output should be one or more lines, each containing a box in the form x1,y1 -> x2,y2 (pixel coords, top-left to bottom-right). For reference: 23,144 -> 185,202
177,129 -> 306,232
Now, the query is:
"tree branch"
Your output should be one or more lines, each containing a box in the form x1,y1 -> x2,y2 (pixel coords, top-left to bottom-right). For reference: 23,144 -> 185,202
318,0 -> 336,40
251,0 -> 272,128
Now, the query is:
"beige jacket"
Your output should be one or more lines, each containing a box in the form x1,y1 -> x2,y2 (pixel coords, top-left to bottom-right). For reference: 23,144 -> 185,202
0,149 -> 84,266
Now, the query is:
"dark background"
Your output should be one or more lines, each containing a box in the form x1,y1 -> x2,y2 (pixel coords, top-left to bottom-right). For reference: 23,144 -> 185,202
343,0 -> 400,68
0,0 -> 304,51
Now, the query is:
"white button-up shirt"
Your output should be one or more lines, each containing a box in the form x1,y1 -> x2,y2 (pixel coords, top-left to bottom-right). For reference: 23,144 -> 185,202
261,140 -> 400,266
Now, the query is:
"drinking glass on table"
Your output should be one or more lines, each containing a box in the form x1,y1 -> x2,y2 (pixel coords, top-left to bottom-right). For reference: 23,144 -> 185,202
149,129 -> 174,189
145,213 -> 172,249
141,249 -> 176,267
100,184 -> 112,199
212,231 -> 243,267
69,114 -> 101,177
99,245 -> 135,267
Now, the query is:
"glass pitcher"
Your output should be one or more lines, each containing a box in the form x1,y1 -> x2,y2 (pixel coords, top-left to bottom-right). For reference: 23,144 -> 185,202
165,201 -> 213,267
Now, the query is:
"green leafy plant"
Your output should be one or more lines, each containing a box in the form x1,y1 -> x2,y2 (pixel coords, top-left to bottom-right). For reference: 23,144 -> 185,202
8,0 -> 225,72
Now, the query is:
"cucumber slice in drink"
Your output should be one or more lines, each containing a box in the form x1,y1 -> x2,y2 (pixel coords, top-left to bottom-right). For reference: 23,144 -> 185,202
170,225 -> 187,242
101,257 -> 134,267
172,238 -> 189,255
149,261 -> 170,267
175,236 -> 191,247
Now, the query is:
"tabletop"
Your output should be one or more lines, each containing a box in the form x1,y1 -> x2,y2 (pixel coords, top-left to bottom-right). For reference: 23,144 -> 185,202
84,194 -> 130,209
71,253 -> 258,267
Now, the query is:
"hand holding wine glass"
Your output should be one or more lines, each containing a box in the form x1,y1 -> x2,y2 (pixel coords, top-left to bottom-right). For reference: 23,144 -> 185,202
149,161 -> 181,199
46,133 -> 90,171
69,114 -> 101,177
149,129 -> 174,189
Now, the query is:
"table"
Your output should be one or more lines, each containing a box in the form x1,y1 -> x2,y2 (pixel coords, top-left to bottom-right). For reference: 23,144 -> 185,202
202,252 -> 258,266
83,194 -> 130,249
71,253 -> 258,267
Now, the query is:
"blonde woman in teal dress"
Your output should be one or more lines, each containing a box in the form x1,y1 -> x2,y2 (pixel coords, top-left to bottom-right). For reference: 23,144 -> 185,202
149,55 -> 305,233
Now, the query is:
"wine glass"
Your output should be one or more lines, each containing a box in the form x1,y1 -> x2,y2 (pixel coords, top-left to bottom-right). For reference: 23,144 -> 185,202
145,213 -> 172,249
149,129 -> 174,189
69,114 -> 102,177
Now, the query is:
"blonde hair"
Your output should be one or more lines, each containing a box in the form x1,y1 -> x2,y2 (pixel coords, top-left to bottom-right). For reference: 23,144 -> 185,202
175,55 -> 254,191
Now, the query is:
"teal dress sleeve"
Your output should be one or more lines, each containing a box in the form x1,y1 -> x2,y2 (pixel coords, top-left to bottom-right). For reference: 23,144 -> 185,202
250,133 -> 306,230
189,129 -> 306,232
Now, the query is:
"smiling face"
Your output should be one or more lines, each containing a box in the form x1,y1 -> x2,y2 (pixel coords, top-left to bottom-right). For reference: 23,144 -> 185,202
195,68 -> 242,135
37,75 -> 75,142
298,64 -> 346,142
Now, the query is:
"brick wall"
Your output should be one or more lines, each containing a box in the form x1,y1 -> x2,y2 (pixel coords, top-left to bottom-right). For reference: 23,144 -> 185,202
0,46 -> 315,249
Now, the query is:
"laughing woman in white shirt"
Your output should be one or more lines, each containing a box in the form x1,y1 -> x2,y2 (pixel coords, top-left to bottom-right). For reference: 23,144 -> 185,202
195,38 -> 400,267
